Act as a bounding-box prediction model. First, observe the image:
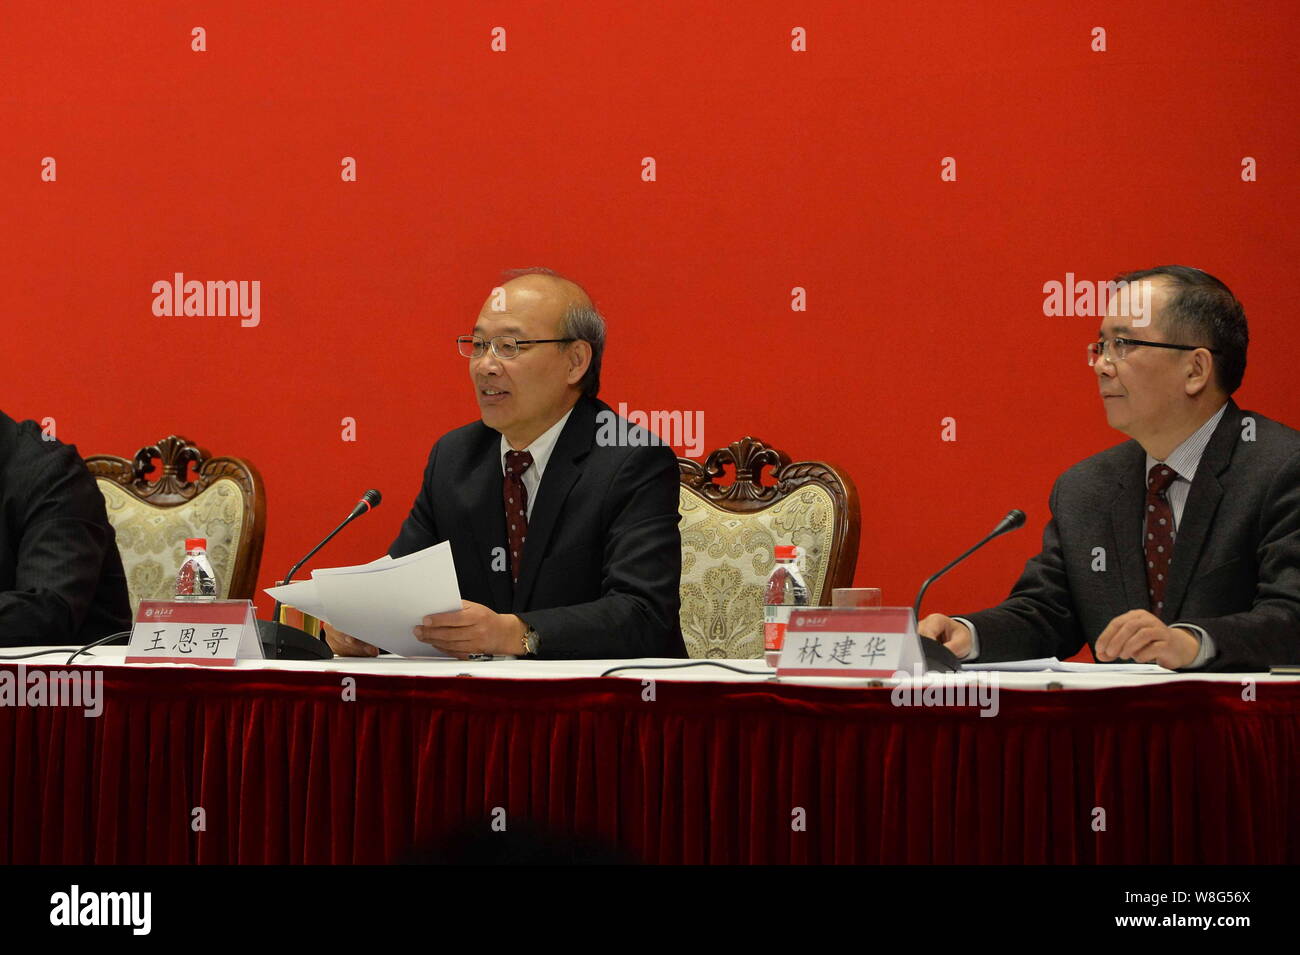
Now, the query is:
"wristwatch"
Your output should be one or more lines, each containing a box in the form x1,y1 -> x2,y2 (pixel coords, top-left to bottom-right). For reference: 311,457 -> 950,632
520,622 -> 540,657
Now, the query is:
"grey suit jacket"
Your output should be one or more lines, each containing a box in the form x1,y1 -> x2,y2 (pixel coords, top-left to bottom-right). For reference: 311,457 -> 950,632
963,400 -> 1300,671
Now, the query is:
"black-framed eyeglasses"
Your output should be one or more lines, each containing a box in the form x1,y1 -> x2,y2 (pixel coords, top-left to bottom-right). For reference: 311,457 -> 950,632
1087,336 -> 1221,366
456,335 -> 577,360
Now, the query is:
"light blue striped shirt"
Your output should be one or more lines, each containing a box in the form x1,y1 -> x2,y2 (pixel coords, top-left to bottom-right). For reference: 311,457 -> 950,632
1144,403 -> 1228,538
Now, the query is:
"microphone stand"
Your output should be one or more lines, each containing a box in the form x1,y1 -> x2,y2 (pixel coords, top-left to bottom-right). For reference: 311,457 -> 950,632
911,510 -> 1026,672
261,494 -> 381,660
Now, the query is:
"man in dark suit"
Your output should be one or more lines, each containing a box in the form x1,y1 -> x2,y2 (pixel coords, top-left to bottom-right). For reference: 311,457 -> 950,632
0,411 -> 131,645
325,269 -> 685,660
921,266 -> 1300,671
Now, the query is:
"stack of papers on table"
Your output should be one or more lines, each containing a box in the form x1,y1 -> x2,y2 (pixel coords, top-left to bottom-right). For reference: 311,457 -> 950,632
264,542 -> 461,657
961,657 -> 1174,673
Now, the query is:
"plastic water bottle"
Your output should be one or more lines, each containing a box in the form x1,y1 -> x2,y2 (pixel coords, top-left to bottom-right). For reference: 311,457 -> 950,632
175,537 -> 219,601
764,544 -> 809,653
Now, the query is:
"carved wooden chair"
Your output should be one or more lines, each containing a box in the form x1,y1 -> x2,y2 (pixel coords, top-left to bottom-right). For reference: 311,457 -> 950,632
678,437 -> 860,659
86,436 -> 266,614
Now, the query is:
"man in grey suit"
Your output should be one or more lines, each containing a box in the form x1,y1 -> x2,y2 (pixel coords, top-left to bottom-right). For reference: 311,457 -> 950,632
920,266 -> 1300,671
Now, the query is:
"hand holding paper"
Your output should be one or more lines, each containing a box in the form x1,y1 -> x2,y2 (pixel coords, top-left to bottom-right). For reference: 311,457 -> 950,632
321,624 -> 381,657
412,599 -> 527,657
264,542 -> 462,657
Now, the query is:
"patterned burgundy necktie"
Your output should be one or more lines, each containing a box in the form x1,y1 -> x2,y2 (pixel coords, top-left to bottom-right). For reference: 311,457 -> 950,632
1144,463 -> 1178,617
503,450 -> 534,584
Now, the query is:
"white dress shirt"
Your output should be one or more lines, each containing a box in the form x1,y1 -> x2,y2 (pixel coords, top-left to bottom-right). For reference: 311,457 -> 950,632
499,407 -> 574,520
959,403 -> 1229,668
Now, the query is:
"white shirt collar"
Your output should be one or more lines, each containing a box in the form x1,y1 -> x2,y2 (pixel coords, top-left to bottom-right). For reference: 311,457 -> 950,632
1144,402 -> 1229,483
499,407 -> 574,480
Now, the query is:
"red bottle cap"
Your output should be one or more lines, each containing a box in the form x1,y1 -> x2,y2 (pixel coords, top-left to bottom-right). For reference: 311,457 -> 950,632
774,545 -> 798,560
185,538 -> 207,551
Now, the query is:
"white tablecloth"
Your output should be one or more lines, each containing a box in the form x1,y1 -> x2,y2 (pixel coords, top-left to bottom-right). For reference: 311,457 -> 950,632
11,645 -> 1297,691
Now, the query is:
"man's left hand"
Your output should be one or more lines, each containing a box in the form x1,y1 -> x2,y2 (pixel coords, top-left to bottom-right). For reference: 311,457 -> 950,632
1095,610 -> 1200,669
413,600 -> 525,658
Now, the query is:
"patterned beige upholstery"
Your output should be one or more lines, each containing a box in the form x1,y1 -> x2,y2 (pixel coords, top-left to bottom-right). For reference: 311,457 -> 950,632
679,484 -> 838,658
98,478 -> 246,614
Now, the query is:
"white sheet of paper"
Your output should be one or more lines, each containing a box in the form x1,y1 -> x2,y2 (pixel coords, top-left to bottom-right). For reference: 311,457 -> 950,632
962,657 -> 1173,673
309,554 -> 397,576
1051,659 -> 1174,673
310,542 -> 461,657
264,553 -> 394,619
264,579 -> 330,621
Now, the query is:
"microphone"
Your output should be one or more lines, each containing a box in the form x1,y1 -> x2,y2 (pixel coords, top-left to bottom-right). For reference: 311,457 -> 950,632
346,488 -> 382,521
262,489 -> 383,660
911,509 -> 1026,672
281,488 -> 382,589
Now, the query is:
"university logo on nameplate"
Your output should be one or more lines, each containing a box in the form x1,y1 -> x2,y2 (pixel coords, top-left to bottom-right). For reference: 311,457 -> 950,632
125,600 -> 263,665
776,607 -> 924,678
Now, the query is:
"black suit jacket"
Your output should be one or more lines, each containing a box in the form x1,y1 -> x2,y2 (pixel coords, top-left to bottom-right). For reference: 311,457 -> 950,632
0,411 -> 131,646
389,396 -> 686,659
964,401 -> 1300,671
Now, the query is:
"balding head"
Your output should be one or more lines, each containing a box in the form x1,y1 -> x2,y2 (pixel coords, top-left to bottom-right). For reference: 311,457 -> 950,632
498,269 -> 593,317
466,268 -> 605,448
488,268 -> 606,399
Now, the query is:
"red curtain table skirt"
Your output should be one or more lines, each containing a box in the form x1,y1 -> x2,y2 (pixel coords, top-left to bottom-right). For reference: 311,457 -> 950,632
0,665 -> 1295,864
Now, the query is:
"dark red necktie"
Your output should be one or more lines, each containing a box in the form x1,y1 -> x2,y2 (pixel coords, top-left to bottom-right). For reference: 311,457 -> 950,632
503,450 -> 533,584
1145,463 -> 1178,617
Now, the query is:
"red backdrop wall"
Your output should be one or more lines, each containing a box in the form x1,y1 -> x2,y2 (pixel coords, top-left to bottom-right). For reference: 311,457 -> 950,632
3,1 -> 1298,634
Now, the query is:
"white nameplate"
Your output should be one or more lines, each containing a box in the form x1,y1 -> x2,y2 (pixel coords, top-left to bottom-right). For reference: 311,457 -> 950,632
126,599 -> 263,665
776,607 -> 924,677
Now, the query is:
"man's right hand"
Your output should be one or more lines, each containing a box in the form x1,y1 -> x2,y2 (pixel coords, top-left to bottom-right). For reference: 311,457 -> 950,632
918,613 -> 972,658
321,622 -> 380,657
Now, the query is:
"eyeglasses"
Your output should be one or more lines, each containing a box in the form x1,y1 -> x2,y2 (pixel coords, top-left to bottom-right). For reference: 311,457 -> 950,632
456,335 -> 576,359
1087,336 -> 1220,366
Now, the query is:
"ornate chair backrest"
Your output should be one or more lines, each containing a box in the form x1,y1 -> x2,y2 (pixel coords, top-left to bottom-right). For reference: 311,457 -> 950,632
85,436 -> 266,614
678,437 -> 859,659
